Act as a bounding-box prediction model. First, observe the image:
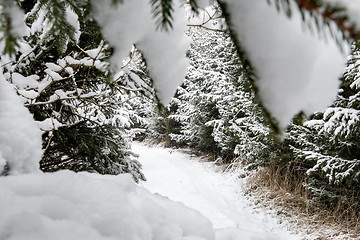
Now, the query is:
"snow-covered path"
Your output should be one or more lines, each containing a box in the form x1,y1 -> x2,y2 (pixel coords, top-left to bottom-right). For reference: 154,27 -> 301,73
134,142 -> 302,240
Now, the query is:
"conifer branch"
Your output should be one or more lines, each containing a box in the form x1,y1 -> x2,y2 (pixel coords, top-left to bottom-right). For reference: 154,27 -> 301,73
294,0 -> 360,41
31,0 -> 79,54
187,0 -> 199,14
268,0 -> 360,43
150,0 -> 174,31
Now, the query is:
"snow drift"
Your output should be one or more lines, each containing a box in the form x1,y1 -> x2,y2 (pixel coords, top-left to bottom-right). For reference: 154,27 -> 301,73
0,171 -> 216,240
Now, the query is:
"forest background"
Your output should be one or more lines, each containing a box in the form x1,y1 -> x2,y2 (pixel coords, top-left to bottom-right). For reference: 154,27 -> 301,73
0,0 -> 360,236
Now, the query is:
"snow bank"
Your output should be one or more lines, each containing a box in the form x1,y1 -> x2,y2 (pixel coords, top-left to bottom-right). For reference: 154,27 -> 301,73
0,77 -> 42,175
0,171 -> 216,240
135,142 -> 301,240
91,0 -> 190,105
222,0 -> 348,129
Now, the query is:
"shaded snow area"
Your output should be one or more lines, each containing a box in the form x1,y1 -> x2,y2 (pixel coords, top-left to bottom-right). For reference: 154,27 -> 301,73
135,142 -> 302,240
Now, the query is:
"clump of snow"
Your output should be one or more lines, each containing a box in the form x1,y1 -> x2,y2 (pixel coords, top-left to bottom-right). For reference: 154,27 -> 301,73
0,171 -> 216,240
0,77 -> 42,175
45,63 -> 63,72
37,118 -> 62,132
65,7 -> 81,43
220,0 -> 348,129
91,0 -> 190,105
44,68 -> 63,81
11,72 -> 39,89
28,3 -> 45,35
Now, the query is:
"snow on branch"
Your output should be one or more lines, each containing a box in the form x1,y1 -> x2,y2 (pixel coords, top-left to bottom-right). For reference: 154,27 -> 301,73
298,149 -> 360,185
295,0 -> 360,41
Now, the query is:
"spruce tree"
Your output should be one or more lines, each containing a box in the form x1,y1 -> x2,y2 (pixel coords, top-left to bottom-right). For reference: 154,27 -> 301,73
279,42 -> 360,204
300,42 -> 360,187
0,0 -> 147,182
169,26 -> 270,162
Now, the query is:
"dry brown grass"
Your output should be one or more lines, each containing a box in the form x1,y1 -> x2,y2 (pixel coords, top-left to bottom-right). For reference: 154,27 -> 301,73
245,162 -> 360,240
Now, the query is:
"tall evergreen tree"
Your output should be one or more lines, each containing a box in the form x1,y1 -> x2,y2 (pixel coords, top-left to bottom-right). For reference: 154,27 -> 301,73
169,26 -> 270,162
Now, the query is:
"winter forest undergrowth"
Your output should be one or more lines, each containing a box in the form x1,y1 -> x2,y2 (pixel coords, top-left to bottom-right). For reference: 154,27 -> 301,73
1,0 -> 360,239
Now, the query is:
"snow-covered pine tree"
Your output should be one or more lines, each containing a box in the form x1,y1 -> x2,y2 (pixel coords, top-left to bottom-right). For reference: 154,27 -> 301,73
169,25 -> 270,162
0,0 -> 147,182
1,0 -> 360,184
169,27 -> 227,154
282,41 -> 360,203
302,42 -> 360,186
118,46 -> 160,141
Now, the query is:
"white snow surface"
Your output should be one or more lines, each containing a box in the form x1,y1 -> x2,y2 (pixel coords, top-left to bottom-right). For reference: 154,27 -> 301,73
0,142 -> 302,240
135,142 -> 301,240
0,171 -> 216,240
91,0 -> 190,105
222,0 -> 348,129
11,72 -> 39,90
0,77 -> 42,175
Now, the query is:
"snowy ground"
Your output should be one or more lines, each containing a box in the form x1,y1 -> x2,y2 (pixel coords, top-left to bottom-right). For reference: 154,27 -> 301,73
134,142 -> 302,240
0,142 -> 304,240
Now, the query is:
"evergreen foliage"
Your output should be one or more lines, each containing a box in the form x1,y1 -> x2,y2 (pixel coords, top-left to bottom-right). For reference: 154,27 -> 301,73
300,42 -> 360,186
168,27 -> 270,162
0,0 -> 150,182
26,0 -> 89,54
278,42 -> 360,203
117,45 -> 163,142
150,0 -> 174,31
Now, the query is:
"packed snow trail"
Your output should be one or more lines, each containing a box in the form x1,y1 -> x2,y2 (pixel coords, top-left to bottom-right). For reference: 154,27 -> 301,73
134,142 -> 302,240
